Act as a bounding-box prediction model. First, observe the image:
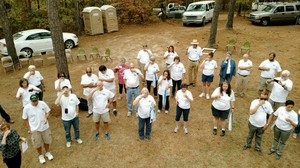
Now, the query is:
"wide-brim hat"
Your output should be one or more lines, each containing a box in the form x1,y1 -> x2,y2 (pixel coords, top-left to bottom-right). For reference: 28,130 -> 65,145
191,39 -> 199,45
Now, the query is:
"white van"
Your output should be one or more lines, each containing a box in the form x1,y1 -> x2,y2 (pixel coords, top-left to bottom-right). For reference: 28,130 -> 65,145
182,1 -> 215,26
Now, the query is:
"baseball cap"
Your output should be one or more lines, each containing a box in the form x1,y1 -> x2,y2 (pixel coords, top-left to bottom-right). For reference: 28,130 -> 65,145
30,94 -> 39,102
62,85 -> 69,89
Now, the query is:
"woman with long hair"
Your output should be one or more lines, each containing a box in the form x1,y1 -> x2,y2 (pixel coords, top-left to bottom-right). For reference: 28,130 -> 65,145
157,70 -> 172,114
16,78 -> 41,107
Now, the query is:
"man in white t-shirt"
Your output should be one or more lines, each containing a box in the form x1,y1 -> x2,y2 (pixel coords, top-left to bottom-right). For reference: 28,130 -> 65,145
81,66 -> 98,117
88,81 -> 114,141
235,54 -> 253,97
186,39 -> 202,86
258,52 -> 281,95
137,44 -> 152,83
22,94 -> 53,164
99,65 -> 118,116
23,65 -> 45,100
55,86 -> 82,148
243,92 -> 273,155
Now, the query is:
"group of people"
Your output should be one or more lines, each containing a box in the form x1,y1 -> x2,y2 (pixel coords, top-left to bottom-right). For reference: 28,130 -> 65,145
0,39 -> 299,167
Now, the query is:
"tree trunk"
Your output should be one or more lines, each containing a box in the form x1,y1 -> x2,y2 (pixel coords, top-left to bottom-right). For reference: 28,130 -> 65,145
74,0 -> 82,37
46,0 -> 70,79
237,2 -> 241,16
37,0 -> 40,9
226,0 -> 236,30
207,0 -> 221,48
0,0 -> 19,66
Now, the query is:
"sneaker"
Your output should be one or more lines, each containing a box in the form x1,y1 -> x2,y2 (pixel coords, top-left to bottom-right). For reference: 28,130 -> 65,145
213,128 -> 217,135
136,113 -> 139,118
127,112 -> 132,117
76,139 -> 83,144
105,133 -> 110,140
45,152 -> 54,161
38,155 -> 46,164
220,130 -> 225,136
174,126 -> 179,133
117,96 -> 122,100
113,110 -> 118,116
206,94 -> 210,99
276,154 -> 281,160
146,136 -> 150,141
293,133 -> 298,139
243,145 -> 250,150
94,133 -> 100,141
165,111 -> 168,114
86,113 -> 93,118
267,150 -> 275,155
199,92 -> 205,98
183,127 -> 188,134
157,109 -> 161,113
66,142 -> 71,147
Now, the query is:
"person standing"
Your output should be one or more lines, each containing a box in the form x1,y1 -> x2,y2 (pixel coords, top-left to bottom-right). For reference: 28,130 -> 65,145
144,56 -> 160,97
113,57 -> 129,100
168,56 -> 186,97
16,78 -> 41,108
157,70 -> 172,114
55,86 -> 82,148
211,81 -> 235,136
258,52 -> 281,95
98,65 -> 118,116
243,92 -> 273,155
199,52 -> 218,99
292,110 -> 300,138
0,123 -> 26,168
186,39 -> 202,86
137,44 -> 152,83
54,72 -> 72,96
22,94 -> 53,164
133,88 -> 156,140
235,54 -> 253,97
124,63 -> 144,117
23,65 -> 45,100
174,84 -> 193,134
80,66 -> 98,118
267,100 -> 298,160
163,45 -> 178,69
88,81 -> 114,140
219,52 -> 236,85
0,105 -> 14,124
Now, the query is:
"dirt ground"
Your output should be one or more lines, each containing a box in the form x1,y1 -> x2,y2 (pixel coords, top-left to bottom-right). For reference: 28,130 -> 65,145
0,14 -> 300,168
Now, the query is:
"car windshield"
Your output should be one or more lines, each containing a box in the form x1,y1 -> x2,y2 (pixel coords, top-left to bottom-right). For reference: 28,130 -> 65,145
187,4 -> 206,11
13,33 -> 23,40
262,5 -> 275,12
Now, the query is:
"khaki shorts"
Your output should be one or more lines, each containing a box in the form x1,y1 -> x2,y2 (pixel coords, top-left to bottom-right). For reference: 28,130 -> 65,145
109,88 -> 117,101
31,128 -> 52,148
93,112 -> 110,123
258,77 -> 273,91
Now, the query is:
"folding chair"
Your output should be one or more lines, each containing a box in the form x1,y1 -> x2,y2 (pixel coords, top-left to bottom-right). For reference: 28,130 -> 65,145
1,56 -> 15,73
225,39 -> 237,53
17,52 -> 30,68
240,41 -> 250,55
45,51 -> 56,64
77,48 -> 87,62
90,47 -> 100,59
65,49 -> 73,63
31,52 -> 44,66
100,48 -> 112,62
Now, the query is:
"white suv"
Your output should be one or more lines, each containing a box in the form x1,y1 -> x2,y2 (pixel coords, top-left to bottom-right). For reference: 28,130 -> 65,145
182,1 -> 215,26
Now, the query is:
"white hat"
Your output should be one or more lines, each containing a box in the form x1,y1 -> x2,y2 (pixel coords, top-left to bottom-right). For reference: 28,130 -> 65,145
191,39 -> 199,44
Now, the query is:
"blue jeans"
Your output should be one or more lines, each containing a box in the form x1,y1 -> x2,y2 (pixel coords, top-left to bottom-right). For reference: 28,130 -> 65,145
138,117 -> 152,139
294,114 -> 300,134
126,87 -> 140,113
63,116 -> 80,142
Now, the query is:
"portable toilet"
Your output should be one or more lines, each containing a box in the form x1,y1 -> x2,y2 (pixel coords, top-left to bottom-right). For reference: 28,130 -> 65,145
82,7 -> 104,35
100,5 -> 119,33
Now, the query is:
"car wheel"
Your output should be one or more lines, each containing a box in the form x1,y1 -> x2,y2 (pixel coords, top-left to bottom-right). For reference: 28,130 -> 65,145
183,23 -> 187,26
21,48 -> 33,57
64,40 -> 74,49
261,18 -> 269,26
202,18 -> 206,26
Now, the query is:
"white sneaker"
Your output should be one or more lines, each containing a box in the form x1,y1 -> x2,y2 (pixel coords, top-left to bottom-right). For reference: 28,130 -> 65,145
66,142 -> 71,147
183,127 -> 188,134
38,155 -> 46,164
206,94 -> 210,99
45,152 -> 54,161
157,109 -> 161,113
199,92 -> 205,98
293,133 -> 298,139
127,112 -> 131,117
165,111 -> 168,114
76,139 -> 83,144
174,126 -> 179,133
117,96 -> 122,100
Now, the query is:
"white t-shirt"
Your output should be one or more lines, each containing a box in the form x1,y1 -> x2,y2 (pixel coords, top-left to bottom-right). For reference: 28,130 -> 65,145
24,71 -> 44,86
92,89 -> 114,114
269,77 -> 293,103
202,60 -> 217,76
137,95 -> 156,119
170,63 -> 186,81
145,63 -> 159,81
137,49 -> 152,64
59,94 -> 80,121
22,101 -> 51,132
54,79 -> 72,96
238,59 -> 253,76
249,99 -> 273,127
98,69 -> 116,90
158,76 -> 173,96
259,60 -> 282,78
164,51 -> 178,65
123,69 -> 142,88
187,46 -> 202,61
176,90 -> 193,109
274,106 -> 298,131
80,74 -> 99,96
16,84 -> 40,107
211,87 -> 235,110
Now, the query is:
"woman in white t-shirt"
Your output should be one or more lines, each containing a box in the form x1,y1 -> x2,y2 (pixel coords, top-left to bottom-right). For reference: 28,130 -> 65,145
168,56 -> 186,97
16,78 -> 41,107
163,45 -> 178,69
199,52 -> 217,99
144,56 -> 160,97
211,81 -> 235,136
157,70 -> 172,114
267,100 -> 298,160
54,72 -> 72,96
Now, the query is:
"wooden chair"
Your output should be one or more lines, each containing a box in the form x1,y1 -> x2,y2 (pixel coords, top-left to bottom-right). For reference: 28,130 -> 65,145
17,52 -> 30,68
31,52 -> 44,66
100,48 -> 112,62
225,39 -> 237,52
240,40 -> 250,55
90,47 -> 100,59
76,48 -> 87,62
1,56 -> 15,73
65,49 -> 73,63
45,51 -> 56,64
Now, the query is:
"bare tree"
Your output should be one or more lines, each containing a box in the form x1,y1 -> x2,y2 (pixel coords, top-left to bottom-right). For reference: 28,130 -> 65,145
207,0 -> 221,48
226,0 -> 236,30
0,0 -> 19,66
46,0 -> 70,79
74,0 -> 82,37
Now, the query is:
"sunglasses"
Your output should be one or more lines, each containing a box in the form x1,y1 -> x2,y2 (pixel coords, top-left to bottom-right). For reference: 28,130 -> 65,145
59,76 -> 65,77
86,71 -> 92,73
260,98 -> 268,100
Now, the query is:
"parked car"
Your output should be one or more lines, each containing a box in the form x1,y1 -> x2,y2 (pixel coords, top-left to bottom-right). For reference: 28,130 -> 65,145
249,3 -> 300,26
0,29 -> 78,57
182,0 -> 215,26
157,3 -> 186,18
